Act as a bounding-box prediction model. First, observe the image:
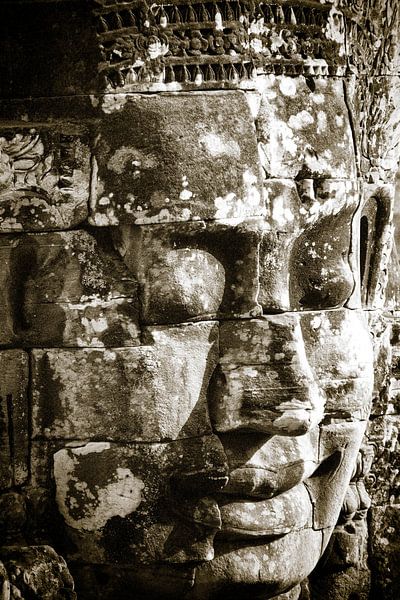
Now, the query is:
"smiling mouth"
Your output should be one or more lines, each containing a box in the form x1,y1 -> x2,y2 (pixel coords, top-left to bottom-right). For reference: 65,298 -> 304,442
215,481 -> 313,539
171,480 -> 314,542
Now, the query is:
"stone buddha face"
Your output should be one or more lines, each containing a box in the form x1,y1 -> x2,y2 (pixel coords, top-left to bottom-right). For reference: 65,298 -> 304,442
20,75 -> 370,600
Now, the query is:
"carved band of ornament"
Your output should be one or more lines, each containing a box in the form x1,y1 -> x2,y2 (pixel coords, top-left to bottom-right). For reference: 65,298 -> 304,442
94,1 -> 346,88
103,57 -> 337,90
95,1 -> 331,32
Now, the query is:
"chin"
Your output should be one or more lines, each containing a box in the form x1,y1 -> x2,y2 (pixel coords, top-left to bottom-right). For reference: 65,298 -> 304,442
188,527 -> 325,600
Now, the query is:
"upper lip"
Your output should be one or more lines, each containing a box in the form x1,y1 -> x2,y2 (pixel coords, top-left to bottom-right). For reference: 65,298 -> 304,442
220,458 -> 318,498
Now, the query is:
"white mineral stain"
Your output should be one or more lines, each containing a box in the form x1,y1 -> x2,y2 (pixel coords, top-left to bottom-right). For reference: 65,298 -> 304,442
72,442 -> 111,456
276,122 -> 298,155
179,188 -> 193,201
103,350 -> 117,361
89,318 -> 108,334
335,115 -> 344,127
214,193 -> 238,219
90,95 -> 100,108
279,77 -> 297,97
310,316 -> 322,330
272,195 -> 294,227
199,133 -> 241,159
311,93 -> 325,105
54,448 -> 145,532
288,111 -> 314,130
317,111 -> 327,133
101,94 -> 128,114
107,147 -> 157,174
245,92 -> 262,119
90,212 -> 119,226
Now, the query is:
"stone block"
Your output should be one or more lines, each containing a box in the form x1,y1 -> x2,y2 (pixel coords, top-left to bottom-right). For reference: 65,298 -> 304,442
308,421 -> 367,530
256,76 -> 356,179
289,180 -> 358,310
220,429 -> 319,499
218,482 -> 313,538
32,322 -> 218,442
0,231 -> 140,347
53,435 -> 228,564
89,92 -> 264,225
300,309 -> 374,420
0,125 -> 90,231
0,545 -> 76,600
0,350 -> 29,489
110,176 -> 358,319
113,220 -> 262,323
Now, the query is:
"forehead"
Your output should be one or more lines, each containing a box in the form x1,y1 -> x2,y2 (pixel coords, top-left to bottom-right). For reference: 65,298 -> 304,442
90,79 -> 355,226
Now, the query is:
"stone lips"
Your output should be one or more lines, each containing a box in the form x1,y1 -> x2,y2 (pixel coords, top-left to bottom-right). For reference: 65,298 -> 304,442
217,482 -> 313,538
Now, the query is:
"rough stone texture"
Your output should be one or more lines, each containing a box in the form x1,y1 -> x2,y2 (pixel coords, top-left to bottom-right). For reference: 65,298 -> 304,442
53,436 -> 228,565
0,126 -> 90,232
369,505 -> 400,599
0,545 -> 76,600
0,230 -> 140,347
0,1 -> 400,599
89,93 -> 264,226
114,220 -> 262,322
31,322 -> 218,442
260,178 -> 358,311
256,77 -> 356,180
211,310 -> 373,434
366,416 -> 400,506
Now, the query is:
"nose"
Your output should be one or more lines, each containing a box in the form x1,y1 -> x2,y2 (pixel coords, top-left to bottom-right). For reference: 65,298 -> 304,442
208,315 -> 326,436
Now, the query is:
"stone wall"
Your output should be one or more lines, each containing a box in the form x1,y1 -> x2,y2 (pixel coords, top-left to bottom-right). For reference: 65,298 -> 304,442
0,1 -> 399,599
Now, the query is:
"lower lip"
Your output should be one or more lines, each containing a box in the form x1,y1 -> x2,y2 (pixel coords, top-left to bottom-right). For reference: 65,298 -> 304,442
216,482 -> 313,539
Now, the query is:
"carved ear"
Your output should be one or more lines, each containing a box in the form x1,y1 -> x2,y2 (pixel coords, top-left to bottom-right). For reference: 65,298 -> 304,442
359,185 -> 393,309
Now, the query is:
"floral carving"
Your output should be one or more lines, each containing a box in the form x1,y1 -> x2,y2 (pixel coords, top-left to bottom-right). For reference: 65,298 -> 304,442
0,131 -> 53,199
0,129 -> 90,231
94,0 -> 346,90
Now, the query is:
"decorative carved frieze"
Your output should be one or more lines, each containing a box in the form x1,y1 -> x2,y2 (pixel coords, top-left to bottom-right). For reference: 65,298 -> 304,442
93,1 -> 346,90
0,127 -> 90,231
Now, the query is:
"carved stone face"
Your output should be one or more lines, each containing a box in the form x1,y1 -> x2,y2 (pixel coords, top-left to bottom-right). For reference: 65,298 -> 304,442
2,77 -> 374,599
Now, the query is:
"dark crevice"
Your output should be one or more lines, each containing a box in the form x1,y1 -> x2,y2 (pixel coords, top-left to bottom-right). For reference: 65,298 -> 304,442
6,394 -> 14,484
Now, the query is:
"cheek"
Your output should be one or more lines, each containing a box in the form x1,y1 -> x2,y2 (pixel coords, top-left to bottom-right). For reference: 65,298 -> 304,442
145,249 -> 225,322
301,309 -> 374,419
